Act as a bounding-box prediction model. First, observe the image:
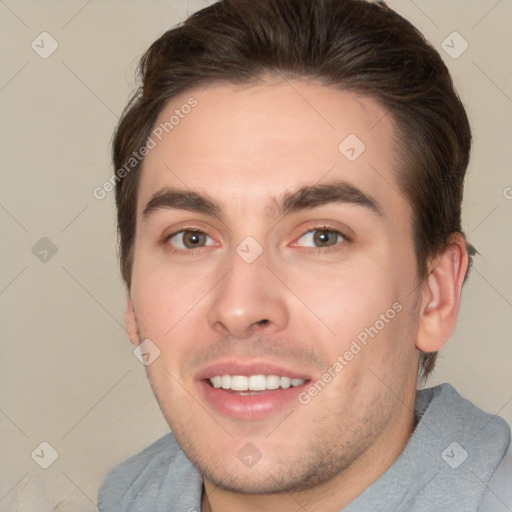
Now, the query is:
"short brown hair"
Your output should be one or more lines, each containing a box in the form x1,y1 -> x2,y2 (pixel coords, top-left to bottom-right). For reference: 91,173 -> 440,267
113,0 -> 476,381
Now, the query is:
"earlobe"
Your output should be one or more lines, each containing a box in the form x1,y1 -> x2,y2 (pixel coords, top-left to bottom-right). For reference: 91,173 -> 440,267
125,293 -> 140,346
416,234 -> 469,353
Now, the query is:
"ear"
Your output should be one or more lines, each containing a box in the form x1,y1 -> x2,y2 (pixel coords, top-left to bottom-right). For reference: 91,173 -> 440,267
125,293 -> 140,346
416,233 -> 469,353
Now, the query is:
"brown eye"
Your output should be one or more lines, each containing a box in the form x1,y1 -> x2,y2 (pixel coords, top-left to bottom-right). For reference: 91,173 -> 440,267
296,228 -> 345,248
313,230 -> 339,247
167,230 -> 213,250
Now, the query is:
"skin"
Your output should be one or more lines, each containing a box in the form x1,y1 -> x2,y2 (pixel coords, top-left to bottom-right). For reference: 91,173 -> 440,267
125,78 -> 468,511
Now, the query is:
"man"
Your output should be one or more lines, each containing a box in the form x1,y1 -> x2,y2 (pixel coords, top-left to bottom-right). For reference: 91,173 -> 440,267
98,0 -> 511,510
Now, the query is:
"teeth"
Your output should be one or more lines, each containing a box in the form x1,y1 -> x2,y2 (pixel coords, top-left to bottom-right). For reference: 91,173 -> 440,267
209,374 -> 306,391
266,375 -> 280,389
249,375 -> 266,391
221,375 -> 231,389
231,375 -> 249,391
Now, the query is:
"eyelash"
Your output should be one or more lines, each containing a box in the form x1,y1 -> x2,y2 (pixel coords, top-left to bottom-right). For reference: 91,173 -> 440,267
163,225 -> 350,256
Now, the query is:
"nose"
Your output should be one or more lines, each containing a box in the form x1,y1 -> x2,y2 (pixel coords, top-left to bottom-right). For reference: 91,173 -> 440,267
206,247 -> 289,339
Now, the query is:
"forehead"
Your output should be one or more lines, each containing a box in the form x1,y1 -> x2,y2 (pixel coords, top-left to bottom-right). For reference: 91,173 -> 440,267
137,79 -> 409,222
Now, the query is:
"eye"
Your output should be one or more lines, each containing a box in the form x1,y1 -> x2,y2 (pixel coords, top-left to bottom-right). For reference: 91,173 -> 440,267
166,229 -> 215,250
294,226 -> 346,249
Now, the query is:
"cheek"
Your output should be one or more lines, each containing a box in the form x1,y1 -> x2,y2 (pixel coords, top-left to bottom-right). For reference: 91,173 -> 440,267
292,262 -> 413,372
288,262 -> 396,334
130,255 -> 207,340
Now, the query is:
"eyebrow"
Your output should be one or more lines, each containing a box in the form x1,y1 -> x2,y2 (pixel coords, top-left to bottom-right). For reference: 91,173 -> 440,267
141,179 -> 384,222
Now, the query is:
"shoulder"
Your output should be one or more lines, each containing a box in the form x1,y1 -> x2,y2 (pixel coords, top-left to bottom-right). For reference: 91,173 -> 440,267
417,383 -> 510,439
478,437 -> 512,511
97,432 -> 200,511
101,432 -> 180,484
413,383 -> 511,510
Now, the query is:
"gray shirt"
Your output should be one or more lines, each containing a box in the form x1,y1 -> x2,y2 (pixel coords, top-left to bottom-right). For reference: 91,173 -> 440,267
98,383 -> 511,511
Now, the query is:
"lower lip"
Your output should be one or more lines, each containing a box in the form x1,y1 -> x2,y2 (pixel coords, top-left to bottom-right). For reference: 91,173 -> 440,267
198,380 -> 309,421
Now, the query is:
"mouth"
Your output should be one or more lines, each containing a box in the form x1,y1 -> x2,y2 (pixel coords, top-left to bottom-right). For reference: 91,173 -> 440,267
196,362 -> 312,420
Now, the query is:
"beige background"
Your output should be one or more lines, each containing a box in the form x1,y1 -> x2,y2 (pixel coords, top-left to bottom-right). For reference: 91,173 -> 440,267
0,0 -> 511,510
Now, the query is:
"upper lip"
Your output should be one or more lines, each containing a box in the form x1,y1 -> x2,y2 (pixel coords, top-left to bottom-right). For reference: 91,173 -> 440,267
195,359 -> 313,381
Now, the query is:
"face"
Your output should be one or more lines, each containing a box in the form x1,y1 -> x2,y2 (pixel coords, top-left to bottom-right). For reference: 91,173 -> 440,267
127,79 -> 422,494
